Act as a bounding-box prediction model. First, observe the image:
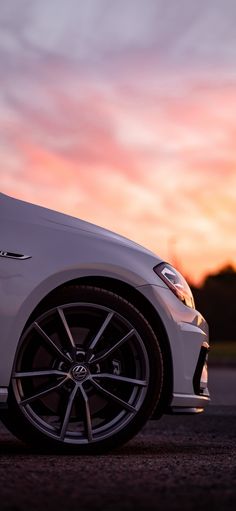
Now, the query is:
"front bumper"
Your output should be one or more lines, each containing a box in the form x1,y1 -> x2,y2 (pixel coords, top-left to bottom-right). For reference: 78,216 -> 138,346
170,340 -> 210,414
138,285 -> 210,415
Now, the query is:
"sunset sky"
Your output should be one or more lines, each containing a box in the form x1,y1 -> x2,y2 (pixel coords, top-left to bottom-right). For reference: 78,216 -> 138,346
1,0 -> 236,284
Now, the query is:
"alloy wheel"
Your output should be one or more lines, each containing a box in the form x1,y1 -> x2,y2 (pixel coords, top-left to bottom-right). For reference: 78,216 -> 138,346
12,302 -> 150,445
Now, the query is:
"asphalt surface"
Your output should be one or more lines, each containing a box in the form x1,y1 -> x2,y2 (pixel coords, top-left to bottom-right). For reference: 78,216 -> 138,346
0,368 -> 235,511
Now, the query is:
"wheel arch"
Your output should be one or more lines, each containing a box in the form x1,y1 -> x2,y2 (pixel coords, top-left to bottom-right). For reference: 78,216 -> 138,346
23,275 -> 173,416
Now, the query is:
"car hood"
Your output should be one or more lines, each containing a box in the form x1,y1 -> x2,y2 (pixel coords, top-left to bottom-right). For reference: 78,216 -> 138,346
1,193 -> 162,260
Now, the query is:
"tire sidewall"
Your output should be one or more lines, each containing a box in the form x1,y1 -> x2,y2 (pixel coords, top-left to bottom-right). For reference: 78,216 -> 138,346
5,286 -> 163,454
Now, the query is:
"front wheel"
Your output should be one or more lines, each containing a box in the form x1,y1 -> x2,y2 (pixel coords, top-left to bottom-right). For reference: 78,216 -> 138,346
4,286 -> 163,453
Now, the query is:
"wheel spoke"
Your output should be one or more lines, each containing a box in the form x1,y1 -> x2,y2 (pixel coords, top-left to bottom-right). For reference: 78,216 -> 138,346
60,384 -> 78,440
57,307 -> 77,360
80,386 -> 93,442
13,369 -> 68,378
13,301 -> 151,445
90,329 -> 135,365
88,311 -> 114,350
91,373 -> 148,387
33,322 -> 72,363
90,378 -> 136,413
20,376 -> 69,406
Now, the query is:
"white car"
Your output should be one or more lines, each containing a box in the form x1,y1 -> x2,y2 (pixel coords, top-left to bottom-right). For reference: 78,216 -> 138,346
0,193 -> 209,453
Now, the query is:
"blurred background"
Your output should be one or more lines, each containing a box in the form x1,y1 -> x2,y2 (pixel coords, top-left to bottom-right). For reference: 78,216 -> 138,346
1,0 -> 236,363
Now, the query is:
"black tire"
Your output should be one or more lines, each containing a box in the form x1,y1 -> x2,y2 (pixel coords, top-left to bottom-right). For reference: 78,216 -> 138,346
3,286 -> 163,454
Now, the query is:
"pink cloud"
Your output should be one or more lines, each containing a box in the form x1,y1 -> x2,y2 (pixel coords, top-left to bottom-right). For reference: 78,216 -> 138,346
1,59 -> 236,284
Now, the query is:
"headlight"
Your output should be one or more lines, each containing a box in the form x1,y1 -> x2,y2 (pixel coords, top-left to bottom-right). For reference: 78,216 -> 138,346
154,262 -> 195,308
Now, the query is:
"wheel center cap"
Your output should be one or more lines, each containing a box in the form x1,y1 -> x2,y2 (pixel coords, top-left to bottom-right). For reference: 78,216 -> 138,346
71,364 -> 89,382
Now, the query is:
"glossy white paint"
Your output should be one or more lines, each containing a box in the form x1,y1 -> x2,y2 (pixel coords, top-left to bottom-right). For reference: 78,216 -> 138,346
0,193 -> 210,411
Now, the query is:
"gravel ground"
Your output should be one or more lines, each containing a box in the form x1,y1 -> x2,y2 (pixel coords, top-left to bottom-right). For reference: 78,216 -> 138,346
0,369 -> 235,511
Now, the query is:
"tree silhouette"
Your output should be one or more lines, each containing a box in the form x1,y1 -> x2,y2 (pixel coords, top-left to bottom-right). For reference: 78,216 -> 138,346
190,265 -> 236,342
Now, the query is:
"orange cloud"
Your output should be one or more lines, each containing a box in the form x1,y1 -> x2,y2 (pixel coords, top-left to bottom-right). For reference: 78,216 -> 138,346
1,71 -> 236,284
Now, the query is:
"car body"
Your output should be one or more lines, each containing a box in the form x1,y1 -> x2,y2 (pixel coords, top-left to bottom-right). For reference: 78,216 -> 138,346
0,193 -> 210,452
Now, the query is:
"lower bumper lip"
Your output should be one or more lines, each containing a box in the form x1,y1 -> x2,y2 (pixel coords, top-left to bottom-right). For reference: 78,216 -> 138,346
167,407 -> 204,415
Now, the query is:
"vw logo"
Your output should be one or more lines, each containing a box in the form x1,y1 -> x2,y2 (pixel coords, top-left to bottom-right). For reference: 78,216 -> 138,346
71,364 -> 89,382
